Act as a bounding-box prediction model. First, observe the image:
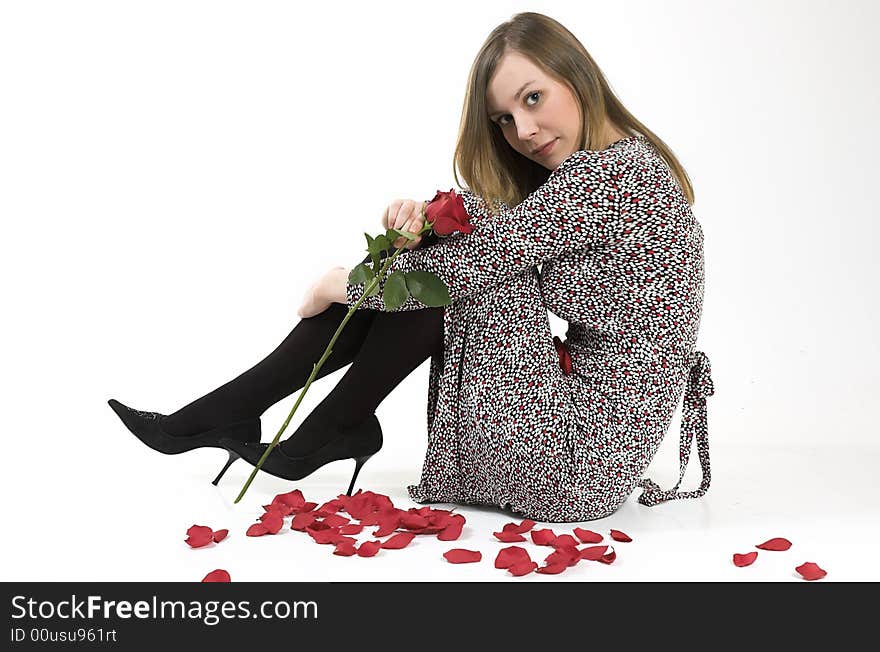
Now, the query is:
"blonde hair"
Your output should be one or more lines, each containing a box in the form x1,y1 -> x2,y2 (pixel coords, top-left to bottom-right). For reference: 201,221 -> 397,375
453,12 -> 695,215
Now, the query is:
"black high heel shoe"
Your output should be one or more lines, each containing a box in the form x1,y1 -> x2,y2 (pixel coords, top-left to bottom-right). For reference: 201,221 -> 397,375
107,398 -> 262,485
220,415 -> 383,496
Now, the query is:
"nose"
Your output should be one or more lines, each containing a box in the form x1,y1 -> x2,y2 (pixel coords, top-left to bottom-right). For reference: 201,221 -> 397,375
515,114 -> 538,143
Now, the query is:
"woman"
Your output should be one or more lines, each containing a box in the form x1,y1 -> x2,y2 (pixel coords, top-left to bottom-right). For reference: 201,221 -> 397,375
109,12 -> 713,522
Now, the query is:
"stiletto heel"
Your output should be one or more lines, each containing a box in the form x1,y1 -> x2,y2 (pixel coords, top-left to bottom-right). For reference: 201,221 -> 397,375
346,454 -> 374,496
220,415 -> 383,490
212,450 -> 241,486
108,399 -> 262,483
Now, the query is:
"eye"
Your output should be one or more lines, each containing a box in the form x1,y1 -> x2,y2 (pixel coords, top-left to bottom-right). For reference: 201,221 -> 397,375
495,91 -> 541,126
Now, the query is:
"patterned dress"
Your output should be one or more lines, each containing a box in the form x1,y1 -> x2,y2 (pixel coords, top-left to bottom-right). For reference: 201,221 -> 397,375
346,135 -> 714,522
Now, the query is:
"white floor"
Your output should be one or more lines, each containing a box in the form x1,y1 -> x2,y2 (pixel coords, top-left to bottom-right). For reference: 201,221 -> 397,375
3,422 -> 877,582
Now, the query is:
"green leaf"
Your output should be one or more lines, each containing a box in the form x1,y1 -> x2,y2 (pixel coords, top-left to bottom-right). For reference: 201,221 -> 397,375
373,234 -> 391,254
366,281 -> 379,297
387,228 -> 417,241
348,263 -> 375,285
364,232 -> 375,250
382,271 -> 409,311
404,271 -> 451,307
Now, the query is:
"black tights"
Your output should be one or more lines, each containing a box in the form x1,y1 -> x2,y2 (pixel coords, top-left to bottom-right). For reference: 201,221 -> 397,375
162,303 -> 444,456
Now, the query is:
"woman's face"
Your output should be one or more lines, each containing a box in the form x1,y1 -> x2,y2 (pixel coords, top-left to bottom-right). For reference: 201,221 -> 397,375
486,50 -> 583,170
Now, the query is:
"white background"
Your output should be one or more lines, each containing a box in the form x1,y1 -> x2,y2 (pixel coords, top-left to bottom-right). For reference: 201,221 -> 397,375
1,0 -> 878,582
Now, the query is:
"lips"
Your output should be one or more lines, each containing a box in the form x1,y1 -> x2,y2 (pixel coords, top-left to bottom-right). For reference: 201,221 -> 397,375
532,138 -> 557,156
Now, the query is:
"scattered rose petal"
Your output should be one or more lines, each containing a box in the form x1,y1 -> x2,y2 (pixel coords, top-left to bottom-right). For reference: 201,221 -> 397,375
733,552 -> 758,567
795,562 -> 827,581
573,528 -> 603,544
308,527 -> 347,545
274,489 -> 306,510
185,525 -> 215,548
553,534 -> 579,548
202,569 -> 230,582
438,515 -> 465,541
494,531 -> 527,543
536,562 -> 568,575
291,512 -> 317,531
508,561 -> 538,577
261,512 -> 283,535
544,547 -> 580,568
579,545 -> 609,561
503,519 -> 536,534
444,549 -> 482,564
372,513 -> 402,538
263,502 -> 293,517
756,537 -> 792,551
246,523 -> 268,537
339,523 -> 364,535
531,528 -> 557,546
400,512 -> 430,530
598,546 -> 617,564
381,532 -> 416,550
333,541 -> 357,557
610,529 -> 632,542
495,546 -> 532,569
212,529 -> 228,543
357,541 -> 382,557
321,514 -> 350,528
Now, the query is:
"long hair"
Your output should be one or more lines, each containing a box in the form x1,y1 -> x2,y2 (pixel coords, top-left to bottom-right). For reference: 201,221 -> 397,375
453,12 -> 695,215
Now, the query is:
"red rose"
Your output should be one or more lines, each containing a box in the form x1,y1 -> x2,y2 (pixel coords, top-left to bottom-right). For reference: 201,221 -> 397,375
553,336 -> 573,375
425,189 -> 474,237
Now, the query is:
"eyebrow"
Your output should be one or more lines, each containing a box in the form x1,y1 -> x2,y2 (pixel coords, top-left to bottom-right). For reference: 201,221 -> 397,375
488,80 -> 537,118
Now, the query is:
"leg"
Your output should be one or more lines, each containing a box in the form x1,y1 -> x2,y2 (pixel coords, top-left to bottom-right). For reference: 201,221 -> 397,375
280,305 -> 444,456
162,303 -> 377,436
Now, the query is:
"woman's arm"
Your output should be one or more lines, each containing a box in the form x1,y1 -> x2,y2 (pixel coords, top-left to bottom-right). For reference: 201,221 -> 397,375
347,155 -> 622,311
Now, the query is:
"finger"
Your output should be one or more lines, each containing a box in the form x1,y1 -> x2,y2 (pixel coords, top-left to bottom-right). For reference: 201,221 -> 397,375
405,235 -> 422,250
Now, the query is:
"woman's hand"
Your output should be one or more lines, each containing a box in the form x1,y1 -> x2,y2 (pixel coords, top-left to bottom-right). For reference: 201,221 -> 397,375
297,267 -> 350,319
384,199 -> 427,250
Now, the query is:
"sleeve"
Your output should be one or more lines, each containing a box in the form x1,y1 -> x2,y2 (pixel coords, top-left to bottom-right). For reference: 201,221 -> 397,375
346,156 -> 621,311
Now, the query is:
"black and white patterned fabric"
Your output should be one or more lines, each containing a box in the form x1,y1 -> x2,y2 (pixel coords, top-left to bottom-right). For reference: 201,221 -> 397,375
347,135 -> 713,522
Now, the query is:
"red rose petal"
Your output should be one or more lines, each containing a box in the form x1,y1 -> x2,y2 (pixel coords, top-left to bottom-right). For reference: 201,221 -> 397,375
508,561 -> 538,576
733,551 -> 758,567
495,546 -> 532,569
321,514 -> 350,528
263,502 -> 293,517
494,531 -> 526,543
291,512 -> 317,531
573,528 -> 603,544
261,512 -> 283,535
503,519 -> 536,534
372,513 -> 402,538
339,523 -> 364,535
309,527 -> 345,545
357,541 -> 382,557
246,523 -> 268,537
553,534 -> 579,548
610,529 -> 632,542
212,529 -> 228,544
598,547 -> 617,564
438,515 -> 465,541
579,545 -> 609,561
201,569 -> 231,582
545,547 -> 580,568
795,562 -> 827,581
443,549 -> 482,564
185,525 -> 214,548
274,489 -> 306,510
537,562 -> 568,575
531,528 -> 557,546
400,512 -> 430,530
333,541 -> 357,557
381,532 -> 416,549
756,537 -> 792,551
316,498 -> 345,514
